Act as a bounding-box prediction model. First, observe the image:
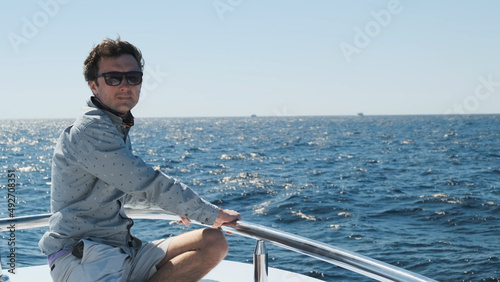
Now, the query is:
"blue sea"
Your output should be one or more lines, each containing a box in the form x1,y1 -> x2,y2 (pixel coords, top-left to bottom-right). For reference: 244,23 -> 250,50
1,115 -> 499,281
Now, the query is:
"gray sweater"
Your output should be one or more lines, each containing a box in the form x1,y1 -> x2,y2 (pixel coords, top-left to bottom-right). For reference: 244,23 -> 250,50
39,99 -> 219,256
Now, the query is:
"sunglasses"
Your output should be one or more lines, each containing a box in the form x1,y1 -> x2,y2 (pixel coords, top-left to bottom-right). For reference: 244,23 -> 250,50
96,71 -> 143,86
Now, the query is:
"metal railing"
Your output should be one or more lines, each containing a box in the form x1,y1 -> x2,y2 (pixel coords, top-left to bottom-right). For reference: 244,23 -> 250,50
0,209 -> 436,282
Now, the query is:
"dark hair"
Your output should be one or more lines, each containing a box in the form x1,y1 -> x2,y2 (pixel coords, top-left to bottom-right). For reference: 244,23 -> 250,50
83,37 -> 144,82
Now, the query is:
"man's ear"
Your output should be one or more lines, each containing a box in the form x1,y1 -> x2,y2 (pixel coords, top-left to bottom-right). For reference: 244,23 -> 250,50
88,80 -> 98,96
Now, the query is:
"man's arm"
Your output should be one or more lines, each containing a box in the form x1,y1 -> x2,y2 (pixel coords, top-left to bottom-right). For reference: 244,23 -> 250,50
178,208 -> 241,228
74,120 -> 219,225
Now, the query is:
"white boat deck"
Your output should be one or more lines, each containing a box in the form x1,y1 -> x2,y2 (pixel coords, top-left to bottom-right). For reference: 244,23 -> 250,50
6,260 -> 323,282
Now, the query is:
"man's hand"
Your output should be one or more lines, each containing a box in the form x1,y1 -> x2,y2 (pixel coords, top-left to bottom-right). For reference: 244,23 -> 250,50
178,216 -> 191,227
212,208 -> 241,229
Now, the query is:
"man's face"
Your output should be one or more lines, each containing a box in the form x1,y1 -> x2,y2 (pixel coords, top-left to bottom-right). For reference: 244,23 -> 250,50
88,54 -> 141,115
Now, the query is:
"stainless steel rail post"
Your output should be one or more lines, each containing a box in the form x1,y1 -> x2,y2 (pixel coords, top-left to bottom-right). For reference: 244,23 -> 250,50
254,240 -> 268,282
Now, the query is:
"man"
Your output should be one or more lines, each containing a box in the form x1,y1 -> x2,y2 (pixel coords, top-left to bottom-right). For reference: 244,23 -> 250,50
39,38 -> 241,282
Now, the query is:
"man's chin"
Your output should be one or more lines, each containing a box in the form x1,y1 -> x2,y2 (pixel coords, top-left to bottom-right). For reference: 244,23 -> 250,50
114,103 -> 136,114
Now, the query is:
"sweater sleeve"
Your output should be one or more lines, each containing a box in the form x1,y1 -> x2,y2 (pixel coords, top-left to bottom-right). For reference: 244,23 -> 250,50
74,119 -> 219,225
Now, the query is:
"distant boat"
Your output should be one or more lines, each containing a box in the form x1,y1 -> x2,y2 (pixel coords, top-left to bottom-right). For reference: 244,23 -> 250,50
357,112 -> 364,117
251,114 -> 257,118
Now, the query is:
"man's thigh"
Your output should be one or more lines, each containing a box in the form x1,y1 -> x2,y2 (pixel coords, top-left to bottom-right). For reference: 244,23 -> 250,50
155,228 -> 224,269
128,238 -> 173,281
160,229 -> 208,262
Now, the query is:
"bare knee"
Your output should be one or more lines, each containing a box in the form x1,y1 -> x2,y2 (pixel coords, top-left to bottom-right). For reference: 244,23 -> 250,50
203,228 -> 228,259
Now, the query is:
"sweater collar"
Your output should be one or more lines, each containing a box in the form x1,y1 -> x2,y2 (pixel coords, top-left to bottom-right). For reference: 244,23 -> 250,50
90,96 -> 134,128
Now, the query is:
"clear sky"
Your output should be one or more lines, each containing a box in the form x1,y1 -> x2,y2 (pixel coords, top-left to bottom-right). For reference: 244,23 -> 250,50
1,0 -> 500,119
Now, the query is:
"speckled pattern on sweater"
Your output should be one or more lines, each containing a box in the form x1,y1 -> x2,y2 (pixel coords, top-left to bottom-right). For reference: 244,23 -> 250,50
39,98 -> 219,256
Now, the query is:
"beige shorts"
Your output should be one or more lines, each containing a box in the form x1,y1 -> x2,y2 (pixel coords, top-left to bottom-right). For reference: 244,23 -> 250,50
49,238 -> 172,282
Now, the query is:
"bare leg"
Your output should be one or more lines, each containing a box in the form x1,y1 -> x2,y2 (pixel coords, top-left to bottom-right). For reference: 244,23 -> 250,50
149,228 -> 228,282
